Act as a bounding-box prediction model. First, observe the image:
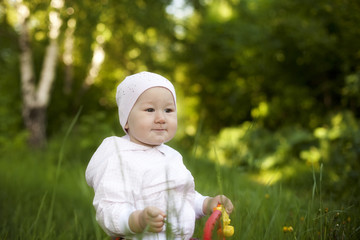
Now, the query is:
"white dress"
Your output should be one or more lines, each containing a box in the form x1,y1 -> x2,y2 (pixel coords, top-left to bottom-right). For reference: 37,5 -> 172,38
86,136 -> 206,240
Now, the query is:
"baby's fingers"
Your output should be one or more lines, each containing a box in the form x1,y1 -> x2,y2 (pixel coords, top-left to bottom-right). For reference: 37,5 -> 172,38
147,207 -> 165,218
220,196 -> 234,214
224,201 -> 234,214
144,207 -> 166,233
148,215 -> 165,232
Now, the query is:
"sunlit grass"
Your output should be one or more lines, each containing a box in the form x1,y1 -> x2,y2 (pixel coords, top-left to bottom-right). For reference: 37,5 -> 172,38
185,154 -> 359,240
0,130 -> 359,239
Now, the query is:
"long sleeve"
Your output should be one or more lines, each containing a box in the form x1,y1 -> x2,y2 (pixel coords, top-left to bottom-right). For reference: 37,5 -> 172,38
86,137 -> 136,236
194,191 -> 208,219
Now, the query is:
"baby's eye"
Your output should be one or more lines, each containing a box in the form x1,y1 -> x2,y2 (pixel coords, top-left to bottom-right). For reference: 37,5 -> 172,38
165,108 -> 174,113
145,108 -> 155,112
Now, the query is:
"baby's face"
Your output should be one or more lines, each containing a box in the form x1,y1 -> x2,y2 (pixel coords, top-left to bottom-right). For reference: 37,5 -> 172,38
125,87 -> 177,147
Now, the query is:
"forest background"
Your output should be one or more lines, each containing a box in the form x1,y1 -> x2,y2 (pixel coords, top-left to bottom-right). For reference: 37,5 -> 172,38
1,0 -> 359,239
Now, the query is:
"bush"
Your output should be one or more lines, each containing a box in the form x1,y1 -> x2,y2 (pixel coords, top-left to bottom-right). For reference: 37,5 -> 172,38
211,122 -> 314,170
313,111 -> 360,202
208,111 -> 360,203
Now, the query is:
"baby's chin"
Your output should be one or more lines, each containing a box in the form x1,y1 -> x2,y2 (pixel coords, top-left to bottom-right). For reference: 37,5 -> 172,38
145,140 -> 167,147
134,139 -> 164,147
148,135 -> 174,145
130,133 -> 175,147
145,139 -> 172,147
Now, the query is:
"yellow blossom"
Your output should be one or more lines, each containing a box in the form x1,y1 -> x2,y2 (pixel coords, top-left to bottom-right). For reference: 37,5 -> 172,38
283,226 -> 294,233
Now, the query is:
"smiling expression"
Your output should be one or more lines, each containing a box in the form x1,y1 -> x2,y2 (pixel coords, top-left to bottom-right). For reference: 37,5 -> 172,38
125,87 -> 177,147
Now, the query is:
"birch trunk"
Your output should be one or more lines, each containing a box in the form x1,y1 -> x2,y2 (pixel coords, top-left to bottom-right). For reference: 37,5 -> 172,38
17,1 -> 63,147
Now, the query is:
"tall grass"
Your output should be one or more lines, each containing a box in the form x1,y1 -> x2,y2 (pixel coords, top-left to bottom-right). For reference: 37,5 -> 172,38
185,155 -> 359,240
0,122 -> 359,239
0,109 -> 106,239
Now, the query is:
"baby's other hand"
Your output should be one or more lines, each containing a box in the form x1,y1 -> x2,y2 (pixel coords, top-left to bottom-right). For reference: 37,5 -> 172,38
141,206 -> 166,233
204,195 -> 234,215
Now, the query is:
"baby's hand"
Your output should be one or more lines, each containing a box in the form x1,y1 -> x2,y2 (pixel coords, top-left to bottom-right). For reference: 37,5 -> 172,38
204,195 -> 234,215
140,206 -> 166,233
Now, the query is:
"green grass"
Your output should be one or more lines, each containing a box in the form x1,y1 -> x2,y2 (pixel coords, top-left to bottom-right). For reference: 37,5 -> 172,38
0,144 -> 100,239
0,136 -> 359,239
184,152 -> 359,239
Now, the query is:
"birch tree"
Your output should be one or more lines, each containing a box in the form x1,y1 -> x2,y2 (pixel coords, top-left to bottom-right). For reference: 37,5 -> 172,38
3,0 -> 175,147
13,0 -> 63,147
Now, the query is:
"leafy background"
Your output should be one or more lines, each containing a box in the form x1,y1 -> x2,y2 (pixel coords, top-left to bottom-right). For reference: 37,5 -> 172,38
1,0 -> 359,239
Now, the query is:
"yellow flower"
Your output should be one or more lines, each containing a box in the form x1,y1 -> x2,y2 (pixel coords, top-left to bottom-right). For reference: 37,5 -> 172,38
265,194 -> 270,199
283,226 -> 294,233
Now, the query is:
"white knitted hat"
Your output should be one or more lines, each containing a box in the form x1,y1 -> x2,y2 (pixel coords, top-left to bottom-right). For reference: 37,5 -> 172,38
116,71 -> 177,133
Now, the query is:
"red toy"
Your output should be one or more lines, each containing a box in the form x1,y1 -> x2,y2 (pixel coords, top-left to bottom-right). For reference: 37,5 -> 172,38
203,204 -> 234,240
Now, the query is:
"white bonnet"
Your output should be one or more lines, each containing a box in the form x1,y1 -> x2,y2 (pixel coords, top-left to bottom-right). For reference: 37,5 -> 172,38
116,71 -> 177,133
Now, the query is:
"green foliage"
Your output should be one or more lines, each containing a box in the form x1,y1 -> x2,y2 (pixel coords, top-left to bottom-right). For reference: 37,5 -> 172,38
205,110 -> 360,203
180,0 -> 360,132
313,111 -> 360,202
1,0 -> 178,144
209,122 -> 314,170
0,10 -> 23,144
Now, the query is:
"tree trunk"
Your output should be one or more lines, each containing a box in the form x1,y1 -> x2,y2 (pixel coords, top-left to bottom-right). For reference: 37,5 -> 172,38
16,1 -> 63,148
23,106 -> 47,147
